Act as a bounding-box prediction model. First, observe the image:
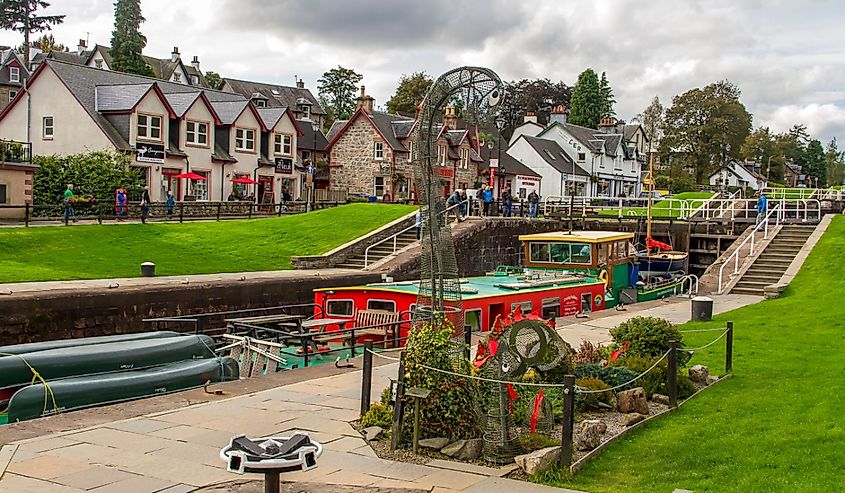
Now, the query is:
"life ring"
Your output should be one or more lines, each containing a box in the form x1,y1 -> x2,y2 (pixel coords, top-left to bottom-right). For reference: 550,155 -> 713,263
598,269 -> 609,287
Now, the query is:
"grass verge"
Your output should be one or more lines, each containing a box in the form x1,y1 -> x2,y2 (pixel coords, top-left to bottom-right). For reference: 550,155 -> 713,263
597,192 -> 715,218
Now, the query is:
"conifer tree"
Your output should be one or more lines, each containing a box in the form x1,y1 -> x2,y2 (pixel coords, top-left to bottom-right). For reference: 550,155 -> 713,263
0,0 -> 64,63
568,69 -> 603,128
110,0 -> 154,77
599,71 -> 616,119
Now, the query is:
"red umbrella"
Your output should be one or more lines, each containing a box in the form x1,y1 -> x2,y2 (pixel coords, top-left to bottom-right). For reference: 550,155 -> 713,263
231,177 -> 260,184
175,172 -> 208,181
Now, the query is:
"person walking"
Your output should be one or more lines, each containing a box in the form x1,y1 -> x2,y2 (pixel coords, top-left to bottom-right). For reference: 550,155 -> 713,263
528,189 -> 540,218
483,185 -> 493,217
459,187 -> 468,217
476,186 -> 485,217
141,185 -> 152,222
415,209 -> 423,239
502,186 -> 513,218
755,190 -> 768,225
447,189 -> 462,222
116,188 -> 127,221
62,183 -> 77,224
165,191 -> 175,218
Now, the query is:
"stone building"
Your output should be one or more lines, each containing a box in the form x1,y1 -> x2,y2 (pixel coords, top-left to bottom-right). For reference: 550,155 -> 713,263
0,49 -> 28,112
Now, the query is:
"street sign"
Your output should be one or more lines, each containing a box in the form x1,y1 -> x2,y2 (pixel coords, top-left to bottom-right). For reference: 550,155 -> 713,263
643,172 -> 654,186
489,158 -> 499,168
307,164 -> 315,175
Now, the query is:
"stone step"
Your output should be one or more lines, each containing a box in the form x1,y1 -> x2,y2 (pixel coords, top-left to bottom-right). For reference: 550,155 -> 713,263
733,280 -> 772,288
745,268 -> 786,276
731,286 -> 764,295
758,252 -> 797,258
741,274 -> 781,283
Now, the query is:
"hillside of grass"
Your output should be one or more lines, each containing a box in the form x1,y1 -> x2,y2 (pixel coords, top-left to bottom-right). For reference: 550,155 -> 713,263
0,203 -> 416,283
597,191 -> 715,218
544,216 -> 845,492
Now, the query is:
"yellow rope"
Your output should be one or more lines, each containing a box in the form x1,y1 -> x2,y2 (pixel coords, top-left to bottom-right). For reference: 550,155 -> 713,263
1,352 -> 59,417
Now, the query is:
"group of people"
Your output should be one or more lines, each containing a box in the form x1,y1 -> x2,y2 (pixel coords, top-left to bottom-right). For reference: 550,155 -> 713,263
471,185 -> 541,218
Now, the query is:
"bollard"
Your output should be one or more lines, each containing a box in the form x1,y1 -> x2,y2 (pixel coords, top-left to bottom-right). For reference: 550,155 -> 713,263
390,351 -> 407,451
725,321 -> 733,373
360,341 -> 373,416
559,374 -> 575,468
668,340 -> 678,407
140,262 -> 156,277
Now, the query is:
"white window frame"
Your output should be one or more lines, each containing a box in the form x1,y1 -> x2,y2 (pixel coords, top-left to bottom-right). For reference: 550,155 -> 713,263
137,114 -> 162,141
299,105 -> 310,119
366,299 -> 397,312
186,121 -> 209,146
274,134 -> 292,156
190,74 -> 199,85
460,148 -> 469,169
437,145 -> 447,165
193,170 -> 210,200
9,66 -> 19,83
95,59 -> 103,69
374,176 -> 385,196
8,90 -> 16,102
42,116 -> 54,140
172,72 -> 181,83
374,141 -> 384,161
255,99 -> 266,108
235,128 -> 255,152
326,299 -> 355,317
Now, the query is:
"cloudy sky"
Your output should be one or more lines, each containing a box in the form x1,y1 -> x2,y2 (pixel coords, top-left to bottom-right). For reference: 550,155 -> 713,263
3,0 -> 844,142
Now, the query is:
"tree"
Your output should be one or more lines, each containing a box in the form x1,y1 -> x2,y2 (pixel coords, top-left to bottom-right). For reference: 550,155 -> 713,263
804,139 -> 826,186
317,65 -> 363,127
204,70 -> 221,89
599,71 -> 615,119
32,151 -> 145,207
386,71 -> 432,115
110,0 -> 154,77
634,96 -> 664,152
825,138 -> 844,186
0,0 -> 64,63
661,80 -> 752,184
568,69 -> 603,129
498,78 -> 571,132
20,32 -> 66,53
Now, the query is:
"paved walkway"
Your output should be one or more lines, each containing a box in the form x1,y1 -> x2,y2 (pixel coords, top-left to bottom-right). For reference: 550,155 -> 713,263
0,293 -> 762,492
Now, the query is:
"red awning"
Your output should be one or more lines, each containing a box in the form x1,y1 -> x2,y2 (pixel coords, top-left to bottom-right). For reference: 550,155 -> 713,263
174,172 -> 207,181
231,177 -> 259,184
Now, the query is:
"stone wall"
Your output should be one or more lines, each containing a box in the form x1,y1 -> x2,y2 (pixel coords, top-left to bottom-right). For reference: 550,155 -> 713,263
329,117 -> 405,197
0,271 -> 381,345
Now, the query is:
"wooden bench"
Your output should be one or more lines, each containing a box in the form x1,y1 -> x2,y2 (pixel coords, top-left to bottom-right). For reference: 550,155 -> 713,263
352,309 -> 401,347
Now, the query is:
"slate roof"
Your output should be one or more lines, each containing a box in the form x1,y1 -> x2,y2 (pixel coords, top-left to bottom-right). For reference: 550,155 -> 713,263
523,136 -> 589,176
209,100 -> 251,125
295,119 -> 328,152
222,78 -> 326,115
326,119 -> 347,143
369,111 -> 410,151
163,91 -> 202,117
0,49 -> 28,86
492,152 -> 541,178
256,107 -> 288,130
95,83 -> 154,112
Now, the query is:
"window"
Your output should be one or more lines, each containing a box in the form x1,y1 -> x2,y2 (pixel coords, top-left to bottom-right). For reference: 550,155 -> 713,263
542,298 -> 561,319
544,149 -> 557,160
193,170 -> 209,200
232,174 -> 248,198
465,309 -> 482,333
367,300 -> 396,312
274,134 -> 292,155
577,152 -> 586,161
190,75 -> 199,85
0,184 -> 7,204
511,301 -> 532,315
437,145 -> 447,165
255,99 -> 266,108
302,150 -> 311,162
374,176 -> 385,196
42,116 -> 53,139
172,73 -> 181,83
9,67 -> 19,83
8,90 -> 16,102
530,243 -> 550,263
374,141 -> 384,161
298,105 -> 310,120
327,300 -> 354,317
235,128 -> 255,151
186,121 -> 208,146
408,141 -> 416,161
137,114 -> 162,141
95,59 -> 103,69
460,149 -> 469,169
530,242 -> 592,265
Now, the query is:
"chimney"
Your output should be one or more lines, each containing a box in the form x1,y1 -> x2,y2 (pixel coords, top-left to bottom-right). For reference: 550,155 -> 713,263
171,46 -> 180,63
599,117 -> 618,128
550,105 -> 568,125
356,85 -> 375,114
524,111 -> 538,124
77,39 -> 87,56
191,56 -> 200,71
296,78 -> 305,89
443,106 -> 458,128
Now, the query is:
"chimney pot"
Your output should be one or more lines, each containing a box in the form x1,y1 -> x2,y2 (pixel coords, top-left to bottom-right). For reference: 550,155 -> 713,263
171,47 -> 180,63
296,79 -> 305,89
524,112 -> 538,124
77,39 -> 87,55
550,106 -> 568,125
360,85 -> 366,98
191,55 -> 200,71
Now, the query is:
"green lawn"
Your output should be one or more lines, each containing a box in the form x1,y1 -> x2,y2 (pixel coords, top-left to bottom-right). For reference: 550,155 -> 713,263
766,188 -> 815,200
0,203 -> 416,283
543,216 -> 845,492
597,192 -> 715,218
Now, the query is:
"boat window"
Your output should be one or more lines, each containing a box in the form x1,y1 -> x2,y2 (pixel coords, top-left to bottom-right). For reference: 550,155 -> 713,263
326,300 -> 354,317
511,301 -> 532,315
598,243 -> 608,265
367,300 -> 396,312
542,298 -> 560,319
530,243 -> 550,263
570,243 -> 592,265
465,309 -> 482,333
550,243 -> 571,263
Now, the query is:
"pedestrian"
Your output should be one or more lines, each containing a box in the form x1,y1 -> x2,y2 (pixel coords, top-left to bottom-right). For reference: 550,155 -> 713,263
141,185 -> 152,222
528,189 -> 540,218
483,185 -> 493,217
166,191 -> 175,217
116,188 -> 127,221
502,186 -> 513,217
476,186 -> 485,217
755,190 -> 767,225
62,183 -> 77,224
460,187 -> 468,217
415,209 -> 423,239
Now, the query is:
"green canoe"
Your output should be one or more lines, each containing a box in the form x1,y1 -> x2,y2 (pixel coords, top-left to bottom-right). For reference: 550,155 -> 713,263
0,334 -> 217,390
0,331 -> 182,356
6,357 -> 240,423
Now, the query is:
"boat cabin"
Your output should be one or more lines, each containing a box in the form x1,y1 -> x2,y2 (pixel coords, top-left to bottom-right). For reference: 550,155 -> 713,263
518,231 -> 636,272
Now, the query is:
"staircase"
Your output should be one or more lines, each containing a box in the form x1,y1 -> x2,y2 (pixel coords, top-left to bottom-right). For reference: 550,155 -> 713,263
336,228 -> 419,269
731,225 -> 814,295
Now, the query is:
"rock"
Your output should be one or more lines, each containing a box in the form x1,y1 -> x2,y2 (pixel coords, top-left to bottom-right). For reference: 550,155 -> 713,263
362,426 -> 383,441
651,393 -> 670,405
514,446 -> 561,475
419,437 -> 449,450
707,375 -> 720,386
622,413 -> 646,427
616,387 -> 649,414
574,420 -> 605,451
689,365 -> 709,384
441,438 -> 483,460
593,421 -> 607,434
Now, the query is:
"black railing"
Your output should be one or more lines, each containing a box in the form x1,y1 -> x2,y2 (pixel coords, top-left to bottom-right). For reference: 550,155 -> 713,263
0,140 -> 32,164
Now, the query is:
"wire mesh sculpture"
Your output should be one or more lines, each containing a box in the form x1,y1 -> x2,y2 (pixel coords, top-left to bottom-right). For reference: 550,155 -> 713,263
412,67 -> 503,336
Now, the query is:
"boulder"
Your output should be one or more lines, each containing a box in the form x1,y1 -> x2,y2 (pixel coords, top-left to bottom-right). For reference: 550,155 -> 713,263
651,393 -> 670,405
441,438 -> 483,460
362,426 -> 383,441
419,437 -> 449,450
514,446 -> 561,475
616,387 -> 649,414
689,365 -> 709,384
622,413 -> 646,427
574,420 -> 604,451
707,375 -> 720,386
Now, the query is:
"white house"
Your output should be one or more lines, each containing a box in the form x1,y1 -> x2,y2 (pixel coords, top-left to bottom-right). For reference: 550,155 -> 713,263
506,135 -> 590,199
708,161 -> 768,191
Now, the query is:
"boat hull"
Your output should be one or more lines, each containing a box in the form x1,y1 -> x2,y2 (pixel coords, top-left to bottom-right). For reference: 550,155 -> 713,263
0,331 -> 182,356
6,357 -> 240,422
637,252 -> 687,274
0,335 -> 217,390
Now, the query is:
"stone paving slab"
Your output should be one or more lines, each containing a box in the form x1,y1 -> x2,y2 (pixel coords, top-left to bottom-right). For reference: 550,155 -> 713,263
86,474 -> 175,492
0,473 -> 85,492
464,476 -> 587,492
51,465 -> 138,490
6,454 -> 93,480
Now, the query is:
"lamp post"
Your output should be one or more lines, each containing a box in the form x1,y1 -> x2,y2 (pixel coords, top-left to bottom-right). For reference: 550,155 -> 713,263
307,120 -> 319,211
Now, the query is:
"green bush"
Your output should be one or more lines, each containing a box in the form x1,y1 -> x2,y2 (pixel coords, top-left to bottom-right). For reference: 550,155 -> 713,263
33,151 -> 145,206
610,354 -> 667,398
610,316 -> 685,359
677,374 -> 696,399
361,402 -> 393,429
520,432 -> 559,452
573,340 -> 604,365
574,363 -> 638,390
575,377 -> 615,412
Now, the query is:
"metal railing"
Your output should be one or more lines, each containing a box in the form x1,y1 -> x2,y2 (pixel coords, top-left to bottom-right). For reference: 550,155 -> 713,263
542,195 -> 698,219
0,140 -> 32,164
678,274 -> 701,296
692,196 -> 821,223
716,204 -> 780,294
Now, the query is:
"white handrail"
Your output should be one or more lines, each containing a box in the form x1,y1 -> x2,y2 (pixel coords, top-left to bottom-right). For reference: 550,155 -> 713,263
717,204 -> 780,294
678,274 -> 700,296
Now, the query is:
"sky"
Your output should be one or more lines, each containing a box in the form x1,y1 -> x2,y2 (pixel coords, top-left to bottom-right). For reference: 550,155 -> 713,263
3,0 -> 844,143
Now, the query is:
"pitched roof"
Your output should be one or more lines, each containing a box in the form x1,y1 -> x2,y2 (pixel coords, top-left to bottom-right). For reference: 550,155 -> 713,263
222,78 -> 326,115
494,152 -> 541,178
256,107 -> 288,130
326,119 -> 347,143
95,83 -> 154,112
209,100 -> 250,125
522,136 -> 588,176
369,111 -> 412,151
163,91 -> 202,117
295,119 -> 328,152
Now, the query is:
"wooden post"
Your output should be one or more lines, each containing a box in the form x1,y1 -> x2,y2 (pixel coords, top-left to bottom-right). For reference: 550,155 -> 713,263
413,397 -> 421,454
668,340 -> 678,407
725,321 -> 733,373
464,326 -> 472,361
248,203 -> 253,220
360,341 -> 373,416
264,471 -> 280,493
390,350 -> 407,451
559,374 -> 575,468
349,329 -> 356,357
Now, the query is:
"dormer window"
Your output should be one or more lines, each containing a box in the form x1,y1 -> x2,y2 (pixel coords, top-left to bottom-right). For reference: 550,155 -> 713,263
298,105 -> 310,119
9,66 -> 19,83
137,114 -> 162,141
236,128 -> 255,152
95,59 -> 103,69
255,99 -> 266,108
190,74 -> 199,85
172,73 -> 181,83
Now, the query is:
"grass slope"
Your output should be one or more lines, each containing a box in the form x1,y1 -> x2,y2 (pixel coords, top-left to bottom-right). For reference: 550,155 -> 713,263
598,192 -> 715,218
547,216 -> 845,492
0,203 -> 416,283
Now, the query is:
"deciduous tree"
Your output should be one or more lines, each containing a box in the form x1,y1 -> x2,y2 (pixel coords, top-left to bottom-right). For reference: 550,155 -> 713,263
804,139 -> 826,186
634,96 -> 664,153
110,0 -> 154,77
568,69 -> 603,129
386,71 -> 432,115
0,0 -> 64,63
204,70 -> 221,89
21,32 -> 66,54
498,78 -> 570,132
318,66 -> 364,127
825,138 -> 844,186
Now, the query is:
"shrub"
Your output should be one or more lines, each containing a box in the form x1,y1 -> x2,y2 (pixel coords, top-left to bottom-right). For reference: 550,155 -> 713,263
520,432 -> 559,452
33,151 -> 145,206
575,377 -> 614,412
574,363 -> 639,390
610,316 -> 684,359
360,402 -> 393,429
610,354 -> 667,398
380,386 -> 393,406
677,374 -> 696,399
573,340 -> 604,365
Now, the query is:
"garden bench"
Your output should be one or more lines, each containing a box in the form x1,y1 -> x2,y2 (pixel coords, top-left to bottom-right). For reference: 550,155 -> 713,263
352,309 -> 401,347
